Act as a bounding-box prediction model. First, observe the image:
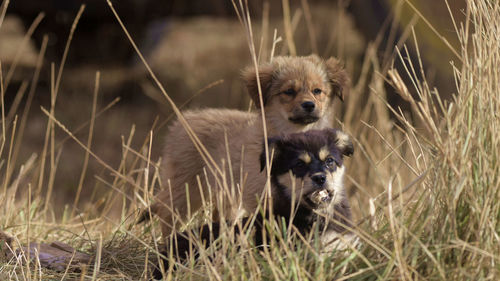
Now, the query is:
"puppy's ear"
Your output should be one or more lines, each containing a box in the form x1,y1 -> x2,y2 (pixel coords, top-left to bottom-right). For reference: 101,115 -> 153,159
242,63 -> 274,109
325,57 -> 350,101
327,129 -> 354,157
260,137 -> 281,172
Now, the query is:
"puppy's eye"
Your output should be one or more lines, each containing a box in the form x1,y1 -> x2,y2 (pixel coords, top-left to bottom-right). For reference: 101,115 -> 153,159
283,88 -> 296,96
312,88 -> 322,95
325,156 -> 336,167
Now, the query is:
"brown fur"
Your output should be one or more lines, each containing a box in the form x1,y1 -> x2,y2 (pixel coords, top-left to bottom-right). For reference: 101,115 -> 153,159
150,55 -> 350,238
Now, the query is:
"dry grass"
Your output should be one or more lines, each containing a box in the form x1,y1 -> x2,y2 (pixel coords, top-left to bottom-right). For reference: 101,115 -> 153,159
0,0 -> 499,280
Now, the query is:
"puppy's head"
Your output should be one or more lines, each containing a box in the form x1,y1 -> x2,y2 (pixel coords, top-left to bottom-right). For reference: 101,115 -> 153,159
260,129 -> 353,209
242,55 -> 350,126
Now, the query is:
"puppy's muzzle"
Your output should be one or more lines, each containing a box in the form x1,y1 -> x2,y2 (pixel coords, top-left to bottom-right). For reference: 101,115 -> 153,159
309,189 -> 332,206
288,111 -> 320,125
301,101 -> 316,113
308,173 -> 332,206
311,174 -> 326,187
288,101 -> 321,125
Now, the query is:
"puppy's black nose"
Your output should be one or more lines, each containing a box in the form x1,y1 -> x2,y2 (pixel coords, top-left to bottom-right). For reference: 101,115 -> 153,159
301,101 -> 315,112
311,174 -> 326,186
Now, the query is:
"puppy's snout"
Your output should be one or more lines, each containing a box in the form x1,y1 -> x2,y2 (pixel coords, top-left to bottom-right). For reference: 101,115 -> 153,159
311,174 -> 326,187
301,101 -> 316,112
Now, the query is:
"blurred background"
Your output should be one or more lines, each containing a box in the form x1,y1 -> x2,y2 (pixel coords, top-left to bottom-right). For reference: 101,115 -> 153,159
0,0 -> 464,217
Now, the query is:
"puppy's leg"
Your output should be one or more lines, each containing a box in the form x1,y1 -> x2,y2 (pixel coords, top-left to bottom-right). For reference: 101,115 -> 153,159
155,178 -> 207,237
153,222 -> 223,279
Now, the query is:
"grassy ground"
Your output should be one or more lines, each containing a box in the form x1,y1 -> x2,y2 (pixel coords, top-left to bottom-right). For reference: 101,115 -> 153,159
1,0 -> 499,280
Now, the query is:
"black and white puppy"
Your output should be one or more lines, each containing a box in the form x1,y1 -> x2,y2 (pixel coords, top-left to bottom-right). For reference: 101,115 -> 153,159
153,129 -> 355,278
259,128 -> 354,250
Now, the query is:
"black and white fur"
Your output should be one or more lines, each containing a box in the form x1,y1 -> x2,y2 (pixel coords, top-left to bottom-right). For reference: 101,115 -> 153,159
260,128 -> 354,250
153,129 -> 355,278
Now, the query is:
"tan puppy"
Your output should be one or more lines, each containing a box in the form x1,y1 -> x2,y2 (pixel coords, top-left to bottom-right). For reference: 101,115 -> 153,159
149,55 -> 350,237
152,129 -> 355,279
